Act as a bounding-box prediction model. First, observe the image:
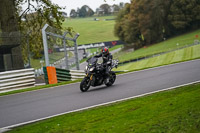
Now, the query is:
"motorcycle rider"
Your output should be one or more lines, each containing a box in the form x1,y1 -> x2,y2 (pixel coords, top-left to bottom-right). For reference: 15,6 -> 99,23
94,47 -> 113,83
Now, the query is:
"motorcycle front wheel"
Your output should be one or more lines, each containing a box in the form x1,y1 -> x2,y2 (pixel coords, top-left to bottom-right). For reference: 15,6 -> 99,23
80,77 -> 91,92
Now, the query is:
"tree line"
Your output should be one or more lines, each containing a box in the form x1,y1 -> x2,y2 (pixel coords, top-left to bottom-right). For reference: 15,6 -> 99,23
70,2 -> 126,18
114,0 -> 200,49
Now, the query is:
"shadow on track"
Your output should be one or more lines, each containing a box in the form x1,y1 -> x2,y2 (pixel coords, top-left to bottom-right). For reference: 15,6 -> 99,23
86,84 -> 117,92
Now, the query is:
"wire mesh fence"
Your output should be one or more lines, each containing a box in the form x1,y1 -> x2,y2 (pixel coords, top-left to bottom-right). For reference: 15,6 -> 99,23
42,24 -> 80,70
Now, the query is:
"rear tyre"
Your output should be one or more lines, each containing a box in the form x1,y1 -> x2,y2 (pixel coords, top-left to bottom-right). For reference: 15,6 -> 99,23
105,72 -> 116,87
80,77 -> 90,92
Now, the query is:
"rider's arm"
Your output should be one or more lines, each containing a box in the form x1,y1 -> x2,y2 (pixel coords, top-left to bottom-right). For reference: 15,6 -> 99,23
110,54 -> 113,60
107,54 -> 113,65
94,53 -> 102,58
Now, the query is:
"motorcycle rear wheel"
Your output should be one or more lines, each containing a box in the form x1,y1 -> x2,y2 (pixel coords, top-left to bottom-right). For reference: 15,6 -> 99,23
80,77 -> 91,92
105,72 -> 116,87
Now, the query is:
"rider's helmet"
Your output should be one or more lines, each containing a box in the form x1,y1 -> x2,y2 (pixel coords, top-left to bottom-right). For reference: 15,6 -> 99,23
101,47 -> 109,56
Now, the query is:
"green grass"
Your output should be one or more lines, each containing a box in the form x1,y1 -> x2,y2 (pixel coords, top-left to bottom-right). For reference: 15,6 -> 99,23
109,45 -> 122,51
31,51 -> 73,69
88,45 -> 122,54
114,29 -> 200,62
63,16 -> 118,45
114,44 -> 200,71
30,58 -> 44,69
87,47 -> 100,54
7,83 -> 200,133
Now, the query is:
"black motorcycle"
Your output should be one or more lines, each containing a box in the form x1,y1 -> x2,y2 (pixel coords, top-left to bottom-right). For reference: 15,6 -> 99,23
80,57 -> 118,92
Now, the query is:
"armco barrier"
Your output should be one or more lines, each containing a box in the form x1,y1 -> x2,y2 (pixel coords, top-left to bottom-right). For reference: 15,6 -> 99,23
56,68 -> 72,82
43,67 -> 85,84
0,68 -> 35,91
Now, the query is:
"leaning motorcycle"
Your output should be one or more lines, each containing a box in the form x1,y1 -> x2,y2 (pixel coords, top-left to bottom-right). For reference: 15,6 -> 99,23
80,57 -> 118,92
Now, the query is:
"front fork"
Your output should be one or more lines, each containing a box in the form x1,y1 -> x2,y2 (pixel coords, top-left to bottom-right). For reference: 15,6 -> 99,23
86,73 -> 93,81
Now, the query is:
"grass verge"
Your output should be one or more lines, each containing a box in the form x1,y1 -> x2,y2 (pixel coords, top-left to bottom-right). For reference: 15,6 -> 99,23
114,44 -> 200,72
0,80 -> 81,97
7,83 -> 200,133
31,51 -> 74,69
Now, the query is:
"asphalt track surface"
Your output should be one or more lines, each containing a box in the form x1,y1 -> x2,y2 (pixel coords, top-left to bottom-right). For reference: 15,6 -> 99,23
1,59 -> 200,129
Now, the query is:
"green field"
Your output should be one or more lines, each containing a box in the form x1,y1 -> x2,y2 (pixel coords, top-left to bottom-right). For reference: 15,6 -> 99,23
89,45 -> 122,54
114,44 -> 200,71
7,83 -> 200,133
31,16 -> 118,69
62,16 -> 118,45
31,51 -> 73,69
114,29 -> 200,62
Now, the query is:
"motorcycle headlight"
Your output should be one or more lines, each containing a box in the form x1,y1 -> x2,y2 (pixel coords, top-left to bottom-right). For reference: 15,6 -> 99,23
89,67 -> 95,71
85,65 -> 88,73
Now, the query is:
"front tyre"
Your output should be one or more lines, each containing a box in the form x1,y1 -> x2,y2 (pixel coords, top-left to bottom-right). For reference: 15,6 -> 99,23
80,77 -> 91,92
105,72 -> 116,87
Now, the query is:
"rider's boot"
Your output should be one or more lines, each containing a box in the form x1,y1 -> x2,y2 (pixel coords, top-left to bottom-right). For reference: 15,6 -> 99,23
104,72 -> 110,84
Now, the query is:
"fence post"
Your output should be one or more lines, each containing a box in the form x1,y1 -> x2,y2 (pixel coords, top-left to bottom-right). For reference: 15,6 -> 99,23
26,31 -> 31,68
42,24 -> 50,66
63,33 -> 69,70
74,33 -> 80,70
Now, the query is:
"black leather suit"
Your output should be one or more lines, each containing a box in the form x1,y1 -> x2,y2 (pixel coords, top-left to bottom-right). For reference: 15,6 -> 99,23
94,53 -> 113,76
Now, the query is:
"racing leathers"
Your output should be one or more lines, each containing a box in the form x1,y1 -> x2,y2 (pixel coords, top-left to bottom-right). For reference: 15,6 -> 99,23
94,53 -> 113,80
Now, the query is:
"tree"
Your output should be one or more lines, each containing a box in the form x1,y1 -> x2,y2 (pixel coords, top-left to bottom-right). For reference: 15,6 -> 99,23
115,3 -> 132,42
119,2 -> 125,9
115,0 -> 171,49
76,8 -> 80,17
18,0 -> 65,60
79,5 -> 87,17
61,12 -> 68,18
111,4 -> 120,14
115,0 -> 200,50
70,9 -> 77,18
87,8 -> 94,17
78,5 -> 94,17
100,4 -> 111,15
134,0 -> 171,44
0,0 -> 65,71
168,0 -> 200,32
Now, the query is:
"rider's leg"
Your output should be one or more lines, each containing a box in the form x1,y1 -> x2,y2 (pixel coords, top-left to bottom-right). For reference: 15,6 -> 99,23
104,66 -> 111,84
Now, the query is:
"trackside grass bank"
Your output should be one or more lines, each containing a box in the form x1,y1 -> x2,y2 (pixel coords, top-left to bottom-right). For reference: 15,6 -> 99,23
7,83 -> 200,133
114,44 -> 200,71
114,29 -> 200,62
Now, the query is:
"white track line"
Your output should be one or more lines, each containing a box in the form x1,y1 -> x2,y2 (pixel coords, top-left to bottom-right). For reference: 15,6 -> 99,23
1,80 -> 200,131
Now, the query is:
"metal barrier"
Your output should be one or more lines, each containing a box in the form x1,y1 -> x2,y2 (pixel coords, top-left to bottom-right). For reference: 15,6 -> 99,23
56,68 -> 72,82
70,70 -> 85,80
0,68 -> 35,91
43,67 -> 85,84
